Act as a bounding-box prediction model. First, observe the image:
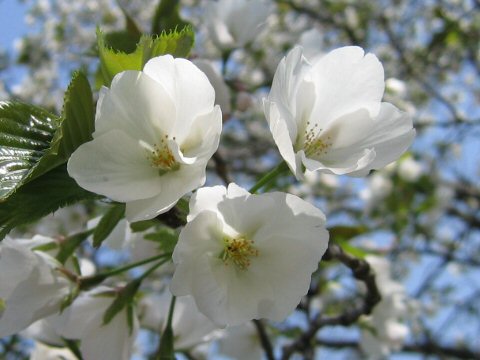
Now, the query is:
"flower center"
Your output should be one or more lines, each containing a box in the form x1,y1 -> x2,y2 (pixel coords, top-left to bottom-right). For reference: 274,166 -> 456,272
148,135 -> 180,174
220,235 -> 259,270
302,122 -> 332,159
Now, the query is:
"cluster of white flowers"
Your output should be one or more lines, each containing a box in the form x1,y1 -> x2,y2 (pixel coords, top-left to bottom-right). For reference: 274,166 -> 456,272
0,1 -> 417,358
360,256 -> 411,359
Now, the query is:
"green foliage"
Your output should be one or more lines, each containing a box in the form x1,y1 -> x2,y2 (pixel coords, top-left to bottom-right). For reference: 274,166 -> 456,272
103,279 -> 141,327
329,225 -> 369,241
0,166 -> 98,239
151,0 -> 189,35
40,71 -> 95,172
0,102 -> 58,199
0,71 -> 93,200
144,226 -> 179,254
157,296 -> 176,360
0,72 -> 96,239
157,323 -> 175,359
93,203 -> 126,248
97,26 -> 195,86
130,219 -> 158,233
56,229 -> 94,265
329,225 -> 370,259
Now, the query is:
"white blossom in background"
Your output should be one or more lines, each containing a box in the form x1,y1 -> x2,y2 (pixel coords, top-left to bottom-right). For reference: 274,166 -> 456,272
298,28 -> 324,62
385,77 -> 408,98
30,342 -> 76,360
360,172 -> 393,211
361,256 -> 410,359
193,59 -> 232,115
11,204 -> 88,238
398,156 -> 424,182
217,323 -> 263,360
264,46 -> 415,179
50,287 -> 139,360
0,238 -> 71,338
68,55 -> 222,221
170,183 -> 329,326
204,0 -> 272,50
21,319 -> 64,347
139,292 -> 220,351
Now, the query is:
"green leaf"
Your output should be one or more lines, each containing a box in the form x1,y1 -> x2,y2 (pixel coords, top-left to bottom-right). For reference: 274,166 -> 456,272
28,71 -> 94,181
151,0 -> 189,35
157,296 -> 176,360
329,225 -> 369,241
56,228 -> 94,265
102,30 -> 141,54
0,102 -> 58,200
0,165 -> 98,239
103,279 -> 141,326
144,226 -> 178,254
0,72 -> 95,239
97,26 -> 195,86
335,239 -> 369,259
130,219 -> 158,233
0,71 -> 94,203
157,324 -> 175,359
93,203 -> 126,248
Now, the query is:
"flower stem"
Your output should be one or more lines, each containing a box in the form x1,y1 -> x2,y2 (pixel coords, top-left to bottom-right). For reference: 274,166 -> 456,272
249,161 -> 289,194
79,252 -> 171,289
157,296 -> 177,359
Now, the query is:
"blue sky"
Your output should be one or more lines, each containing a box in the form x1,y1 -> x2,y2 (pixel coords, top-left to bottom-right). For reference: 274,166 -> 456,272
0,1 -> 28,52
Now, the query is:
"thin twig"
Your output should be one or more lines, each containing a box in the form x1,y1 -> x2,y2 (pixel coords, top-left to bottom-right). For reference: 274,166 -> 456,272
252,319 -> 275,360
281,243 -> 381,359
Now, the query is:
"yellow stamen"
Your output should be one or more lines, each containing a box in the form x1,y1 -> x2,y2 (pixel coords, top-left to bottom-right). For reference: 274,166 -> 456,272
302,121 -> 332,158
148,135 -> 180,173
220,236 -> 259,270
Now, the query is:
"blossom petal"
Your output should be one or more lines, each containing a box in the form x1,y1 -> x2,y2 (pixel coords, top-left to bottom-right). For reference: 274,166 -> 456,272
188,186 -> 227,221
94,71 -> 176,141
264,101 -> 301,177
309,46 -> 384,127
125,165 -> 208,222
349,102 -> 415,175
172,105 -> 222,164
67,130 -> 162,202
143,56 -> 216,141
171,211 -> 225,295
267,46 -> 311,139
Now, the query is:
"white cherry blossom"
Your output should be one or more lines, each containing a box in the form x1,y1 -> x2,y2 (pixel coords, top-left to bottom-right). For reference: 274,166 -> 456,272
217,323 -> 263,360
264,46 -> 415,179
30,342 -> 76,360
50,287 -> 139,360
0,238 -> 71,338
170,184 -> 329,326
139,292 -> 220,351
205,0 -> 272,50
361,256 -> 410,359
68,55 -> 222,221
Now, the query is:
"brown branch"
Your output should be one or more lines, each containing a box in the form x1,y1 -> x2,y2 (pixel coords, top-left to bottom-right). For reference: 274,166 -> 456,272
212,150 -> 232,185
315,337 -> 480,360
281,243 -> 381,359
252,319 -> 275,360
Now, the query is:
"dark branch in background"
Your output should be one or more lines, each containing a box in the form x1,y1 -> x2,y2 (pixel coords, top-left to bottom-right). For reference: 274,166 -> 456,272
316,337 -> 480,360
155,206 -> 186,228
212,150 -> 232,185
378,15 -> 464,124
275,0 -> 362,45
281,243 -> 382,359
252,319 -> 275,360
